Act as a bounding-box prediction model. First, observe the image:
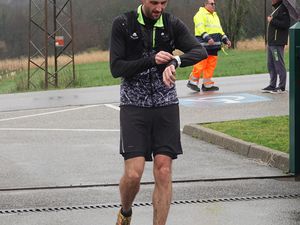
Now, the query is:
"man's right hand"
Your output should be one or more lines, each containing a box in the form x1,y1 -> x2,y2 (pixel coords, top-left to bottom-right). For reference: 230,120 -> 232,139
155,51 -> 174,65
267,16 -> 272,23
208,38 -> 215,45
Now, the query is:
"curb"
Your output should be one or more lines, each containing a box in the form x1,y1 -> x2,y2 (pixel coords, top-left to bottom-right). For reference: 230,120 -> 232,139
183,124 -> 289,173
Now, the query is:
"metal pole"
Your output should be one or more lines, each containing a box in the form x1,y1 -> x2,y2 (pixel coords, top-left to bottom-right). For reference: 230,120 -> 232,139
69,0 -> 76,82
27,0 -> 32,90
44,0 -> 49,89
289,21 -> 300,175
53,0 -> 58,87
264,0 -> 267,46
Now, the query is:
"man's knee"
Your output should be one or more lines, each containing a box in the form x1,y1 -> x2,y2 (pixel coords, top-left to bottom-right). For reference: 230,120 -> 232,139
154,166 -> 172,181
123,157 -> 145,184
124,168 -> 143,184
154,156 -> 172,184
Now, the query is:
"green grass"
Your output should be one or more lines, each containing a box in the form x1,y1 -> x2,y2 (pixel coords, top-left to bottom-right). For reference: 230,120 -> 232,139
0,49 -> 289,94
202,116 -> 289,153
176,49 -> 289,79
0,62 -> 118,94
74,62 -> 120,87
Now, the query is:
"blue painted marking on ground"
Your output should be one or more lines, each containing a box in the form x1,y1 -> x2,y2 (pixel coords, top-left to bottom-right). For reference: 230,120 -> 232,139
179,93 -> 270,107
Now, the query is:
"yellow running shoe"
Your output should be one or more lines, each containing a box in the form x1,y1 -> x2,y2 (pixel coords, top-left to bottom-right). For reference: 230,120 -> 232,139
116,209 -> 132,225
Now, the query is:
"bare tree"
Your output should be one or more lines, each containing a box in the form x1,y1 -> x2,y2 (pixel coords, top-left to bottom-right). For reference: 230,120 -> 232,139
0,0 -> 270,59
219,0 -> 251,48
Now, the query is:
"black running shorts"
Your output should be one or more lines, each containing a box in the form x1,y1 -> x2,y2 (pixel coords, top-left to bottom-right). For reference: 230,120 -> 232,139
119,104 -> 182,161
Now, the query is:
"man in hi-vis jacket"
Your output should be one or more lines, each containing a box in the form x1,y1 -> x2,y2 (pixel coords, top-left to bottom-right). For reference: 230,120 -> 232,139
187,0 -> 231,92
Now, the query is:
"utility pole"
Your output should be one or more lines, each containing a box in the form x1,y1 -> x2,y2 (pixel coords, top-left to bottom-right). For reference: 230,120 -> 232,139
289,21 -> 300,176
264,0 -> 267,46
28,0 -> 75,90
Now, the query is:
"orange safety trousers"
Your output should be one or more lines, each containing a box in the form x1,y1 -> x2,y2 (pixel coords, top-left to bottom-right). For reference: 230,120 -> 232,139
189,55 -> 218,86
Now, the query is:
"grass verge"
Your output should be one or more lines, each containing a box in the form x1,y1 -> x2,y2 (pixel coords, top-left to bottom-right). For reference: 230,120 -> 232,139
0,49 -> 289,94
202,116 -> 289,153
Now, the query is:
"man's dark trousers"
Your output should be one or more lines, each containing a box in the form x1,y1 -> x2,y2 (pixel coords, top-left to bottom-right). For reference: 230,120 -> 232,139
267,45 -> 287,89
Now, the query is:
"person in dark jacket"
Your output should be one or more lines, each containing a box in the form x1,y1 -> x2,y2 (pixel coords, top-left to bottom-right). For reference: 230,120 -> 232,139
110,0 -> 207,224
262,0 -> 290,93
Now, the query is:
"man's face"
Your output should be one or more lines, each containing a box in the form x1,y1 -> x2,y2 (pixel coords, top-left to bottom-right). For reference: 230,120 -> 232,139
272,0 -> 279,5
205,0 -> 216,13
141,0 -> 168,20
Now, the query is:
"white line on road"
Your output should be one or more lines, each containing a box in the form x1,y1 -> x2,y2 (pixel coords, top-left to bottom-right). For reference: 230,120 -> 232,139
104,104 -> 120,111
0,128 -> 183,132
104,104 -> 182,130
0,128 -> 120,132
0,105 -> 102,123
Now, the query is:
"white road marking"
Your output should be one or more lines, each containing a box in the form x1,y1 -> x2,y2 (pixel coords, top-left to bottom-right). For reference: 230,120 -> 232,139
0,105 -> 102,122
0,103 -> 183,132
104,104 -> 120,111
182,96 -> 246,104
0,128 -> 120,132
0,128 -> 183,132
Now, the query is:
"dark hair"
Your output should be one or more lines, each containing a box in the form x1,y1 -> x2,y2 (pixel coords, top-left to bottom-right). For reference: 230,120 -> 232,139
204,0 -> 212,5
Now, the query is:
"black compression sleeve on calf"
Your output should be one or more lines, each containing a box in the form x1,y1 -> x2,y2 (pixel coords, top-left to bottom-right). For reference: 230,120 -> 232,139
121,208 -> 132,217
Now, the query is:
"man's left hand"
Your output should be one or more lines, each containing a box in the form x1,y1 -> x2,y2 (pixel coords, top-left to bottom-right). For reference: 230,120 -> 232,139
163,64 -> 176,88
226,40 -> 232,48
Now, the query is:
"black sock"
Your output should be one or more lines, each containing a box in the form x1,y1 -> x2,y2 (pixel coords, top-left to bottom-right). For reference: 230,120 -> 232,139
121,208 -> 132,217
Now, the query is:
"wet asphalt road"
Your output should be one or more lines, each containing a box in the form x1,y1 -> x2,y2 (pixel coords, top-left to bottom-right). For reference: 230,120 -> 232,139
0,74 -> 299,225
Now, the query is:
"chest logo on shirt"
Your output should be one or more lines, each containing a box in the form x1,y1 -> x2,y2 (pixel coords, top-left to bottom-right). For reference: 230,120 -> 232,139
130,32 -> 139,40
